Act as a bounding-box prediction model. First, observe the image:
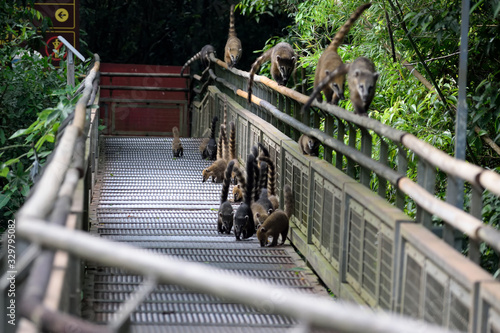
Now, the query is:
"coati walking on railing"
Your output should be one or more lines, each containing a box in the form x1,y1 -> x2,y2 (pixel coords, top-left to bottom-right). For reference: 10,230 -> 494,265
257,184 -> 294,247
247,42 -> 297,103
303,57 -> 379,116
172,126 -> 184,157
224,4 -> 242,68
313,3 -> 372,105
180,44 -> 216,77
218,160 -> 236,234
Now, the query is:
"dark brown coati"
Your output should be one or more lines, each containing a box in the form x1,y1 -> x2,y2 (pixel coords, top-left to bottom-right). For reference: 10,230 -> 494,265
202,125 -> 228,183
298,134 -> 320,156
247,42 -> 297,103
313,3 -> 372,105
203,116 -> 218,160
172,126 -> 184,157
233,154 -> 256,240
224,4 -> 242,68
180,44 -> 216,77
218,160 -> 236,234
257,184 -> 294,247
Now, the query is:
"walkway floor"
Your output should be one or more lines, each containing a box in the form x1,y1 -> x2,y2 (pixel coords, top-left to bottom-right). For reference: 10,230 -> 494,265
82,136 -> 329,332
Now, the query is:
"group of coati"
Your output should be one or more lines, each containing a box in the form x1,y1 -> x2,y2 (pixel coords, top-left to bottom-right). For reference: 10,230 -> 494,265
175,3 -> 378,243
180,3 -> 378,159
198,98 -> 294,247
181,3 -> 377,116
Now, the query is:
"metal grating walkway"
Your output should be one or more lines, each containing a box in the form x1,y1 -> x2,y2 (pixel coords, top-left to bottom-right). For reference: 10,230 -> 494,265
83,137 -> 329,332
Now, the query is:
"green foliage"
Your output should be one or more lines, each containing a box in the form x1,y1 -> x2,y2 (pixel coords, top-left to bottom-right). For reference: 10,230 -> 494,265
238,0 -> 500,272
0,2 -> 87,225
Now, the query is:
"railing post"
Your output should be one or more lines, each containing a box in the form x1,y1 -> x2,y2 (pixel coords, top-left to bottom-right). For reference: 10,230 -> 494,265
378,138 -> 389,199
360,128 -> 372,188
335,117 -> 344,170
443,175 -> 465,250
468,185 -> 483,264
396,145 -> 408,210
416,158 -> 436,229
324,115 -> 334,164
347,124 -> 356,179
57,36 -> 85,87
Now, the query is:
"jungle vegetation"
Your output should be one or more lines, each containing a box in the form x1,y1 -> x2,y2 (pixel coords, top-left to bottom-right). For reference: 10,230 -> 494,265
1,0 -> 499,271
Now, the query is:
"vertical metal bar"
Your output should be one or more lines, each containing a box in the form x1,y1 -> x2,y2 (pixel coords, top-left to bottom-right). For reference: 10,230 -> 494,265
336,117 -> 344,170
415,159 -> 435,229
302,101 -> 311,130
378,139 -> 389,199
313,109 -> 321,129
346,124 -> 356,178
444,0 -> 469,251
396,145 -> 408,210
67,50 -> 75,87
284,98 -> 292,137
468,186 -> 482,263
324,115 -> 334,163
360,128 -> 372,188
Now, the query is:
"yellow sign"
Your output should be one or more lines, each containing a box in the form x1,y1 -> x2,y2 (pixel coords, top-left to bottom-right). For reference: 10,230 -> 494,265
55,8 -> 69,22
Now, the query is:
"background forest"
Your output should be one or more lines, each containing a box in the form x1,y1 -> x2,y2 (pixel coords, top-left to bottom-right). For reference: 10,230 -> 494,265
1,0 -> 499,269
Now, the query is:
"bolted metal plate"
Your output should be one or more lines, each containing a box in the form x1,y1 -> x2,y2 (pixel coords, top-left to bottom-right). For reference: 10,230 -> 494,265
84,137 -> 328,331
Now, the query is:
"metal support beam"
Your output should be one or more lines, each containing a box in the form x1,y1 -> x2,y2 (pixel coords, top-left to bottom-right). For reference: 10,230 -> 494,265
444,0 -> 470,250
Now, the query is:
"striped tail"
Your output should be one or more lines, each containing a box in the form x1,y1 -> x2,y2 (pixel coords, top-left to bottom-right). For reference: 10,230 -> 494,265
221,161 -> 235,204
327,3 -> 371,52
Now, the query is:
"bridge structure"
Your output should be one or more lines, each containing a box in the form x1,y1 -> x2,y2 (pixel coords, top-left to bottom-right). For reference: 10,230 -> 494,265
2,53 -> 500,333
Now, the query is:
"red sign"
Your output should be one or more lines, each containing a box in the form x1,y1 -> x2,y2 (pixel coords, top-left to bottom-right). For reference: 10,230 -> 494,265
34,0 -> 80,66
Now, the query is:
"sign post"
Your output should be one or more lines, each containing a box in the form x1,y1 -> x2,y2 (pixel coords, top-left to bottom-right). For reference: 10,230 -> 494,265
35,0 -> 80,67
57,36 -> 85,86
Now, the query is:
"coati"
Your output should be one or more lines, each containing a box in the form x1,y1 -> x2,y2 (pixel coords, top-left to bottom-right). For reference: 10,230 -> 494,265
257,184 -> 294,247
172,126 -> 184,157
313,3 -> 372,105
298,134 -> 320,156
224,4 -> 242,68
233,154 -> 256,240
202,125 -> 228,183
346,56 -> 379,116
180,44 -> 216,77
247,42 -> 297,103
218,160 -> 236,234
198,127 -> 211,158
303,58 -> 378,116
203,116 -> 218,160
